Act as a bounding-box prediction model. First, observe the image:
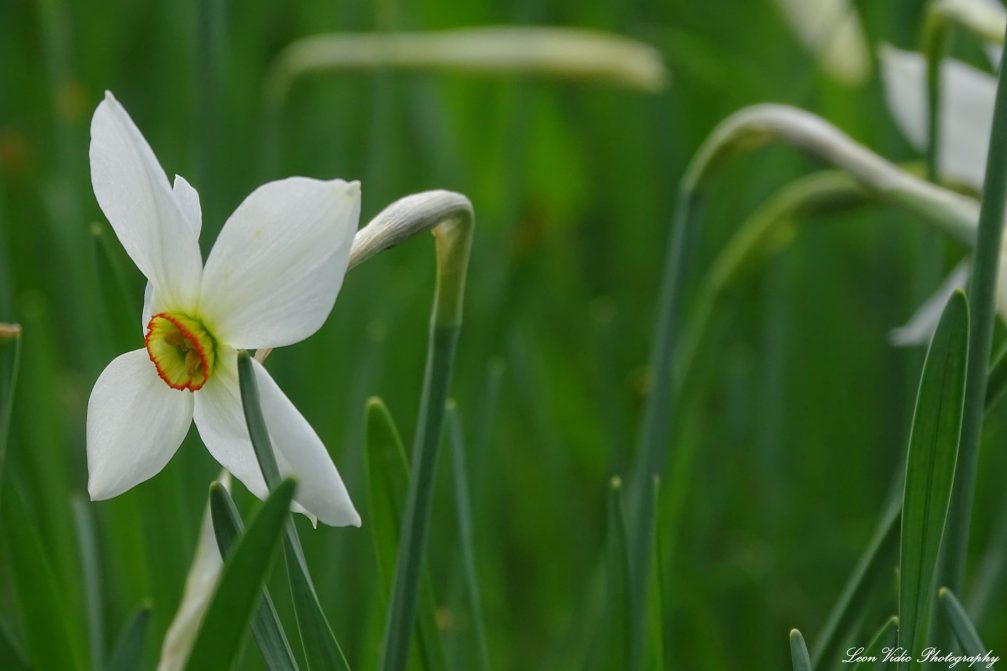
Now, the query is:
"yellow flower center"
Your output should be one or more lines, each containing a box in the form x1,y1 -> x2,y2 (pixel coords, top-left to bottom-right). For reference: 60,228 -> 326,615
144,312 -> 216,391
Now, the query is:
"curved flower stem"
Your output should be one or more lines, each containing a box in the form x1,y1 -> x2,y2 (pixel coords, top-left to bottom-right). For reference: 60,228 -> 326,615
263,27 -> 668,108
346,191 -> 474,671
924,0 -> 1006,50
944,23 -> 1007,595
676,171 -> 866,396
626,104 -> 983,667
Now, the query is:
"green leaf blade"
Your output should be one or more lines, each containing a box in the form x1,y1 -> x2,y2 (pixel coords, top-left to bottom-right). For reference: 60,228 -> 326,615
898,291 -> 969,670
938,588 -> 997,668
209,483 -> 299,671
184,479 -> 296,671
790,629 -> 812,671
365,397 -> 448,671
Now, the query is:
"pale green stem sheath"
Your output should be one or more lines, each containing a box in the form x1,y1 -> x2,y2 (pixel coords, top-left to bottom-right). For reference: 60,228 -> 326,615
374,193 -> 473,671
627,103 -> 979,668
945,25 -> 1007,595
264,27 -> 668,107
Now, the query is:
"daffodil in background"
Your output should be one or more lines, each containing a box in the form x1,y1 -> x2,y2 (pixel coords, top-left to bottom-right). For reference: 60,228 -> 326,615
86,92 -> 361,527
774,0 -> 870,85
878,26 -> 1007,345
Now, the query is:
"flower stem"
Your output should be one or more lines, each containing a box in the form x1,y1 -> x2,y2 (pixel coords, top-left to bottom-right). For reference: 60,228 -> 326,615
943,21 -> 1007,595
373,194 -> 473,671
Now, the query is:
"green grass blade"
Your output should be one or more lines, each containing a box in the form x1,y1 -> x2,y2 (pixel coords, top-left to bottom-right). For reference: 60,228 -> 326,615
445,402 -> 491,671
645,476 -> 666,669
851,616 -> 898,671
364,397 -> 448,671
945,22 -> 1007,593
377,206 -> 471,671
237,350 -> 282,489
209,483 -> 299,671
0,485 -> 86,671
938,588 -> 997,668
811,501 -> 900,668
282,534 -> 352,671
898,291 -> 969,670
0,325 -> 21,492
106,605 -> 151,671
984,341 -> 1007,411
604,476 -> 631,666
183,479 -> 296,671
236,350 -> 351,671
790,629 -> 812,671
0,625 -> 28,671
71,495 -> 104,671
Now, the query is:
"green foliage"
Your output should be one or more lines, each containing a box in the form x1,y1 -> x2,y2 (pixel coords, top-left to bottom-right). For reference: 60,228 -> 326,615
184,480 -> 296,671
898,292 -> 969,670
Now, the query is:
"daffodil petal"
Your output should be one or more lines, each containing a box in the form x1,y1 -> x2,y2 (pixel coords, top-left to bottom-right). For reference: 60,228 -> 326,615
157,473 -> 230,671
191,353 -> 359,527
173,174 -> 202,235
198,177 -> 360,349
775,0 -> 869,85
89,92 -> 203,309
251,357 -> 360,527
140,176 -> 202,333
879,44 -> 996,191
889,261 -> 970,347
86,349 -> 193,500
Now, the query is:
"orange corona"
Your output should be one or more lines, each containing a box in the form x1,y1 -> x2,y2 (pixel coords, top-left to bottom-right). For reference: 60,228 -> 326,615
144,312 -> 217,391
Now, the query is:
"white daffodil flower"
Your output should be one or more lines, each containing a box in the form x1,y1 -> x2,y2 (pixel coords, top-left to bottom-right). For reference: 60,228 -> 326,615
879,42 -> 1007,345
86,91 -> 361,527
774,0 -> 870,85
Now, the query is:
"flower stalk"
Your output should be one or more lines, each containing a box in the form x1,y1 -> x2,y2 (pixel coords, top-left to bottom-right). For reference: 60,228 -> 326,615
359,192 -> 473,671
944,21 -> 1007,594
264,27 -> 669,107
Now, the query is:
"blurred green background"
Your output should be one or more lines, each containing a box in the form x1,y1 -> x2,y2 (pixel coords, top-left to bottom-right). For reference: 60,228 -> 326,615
2,0 -> 1006,668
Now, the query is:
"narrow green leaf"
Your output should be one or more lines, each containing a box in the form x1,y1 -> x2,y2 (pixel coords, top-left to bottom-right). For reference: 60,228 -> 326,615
380,326 -> 460,671
184,479 -> 296,671
603,475 -> 631,665
851,616 -> 898,671
645,476 -> 666,669
811,502 -> 900,668
0,325 -> 22,490
237,350 -> 282,489
805,495 -> 902,664
365,397 -> 448,671
984,341 -> 1007,411
946,21 -> 1007,594
898,291 -> 969,670
0,485 -> 86,671
790,629 -> 812,671
106,606 -> 151,671
71,495 -> 104,671
938,588 -> 998,668
209,483 -> 299,671
283,533 -> 352,671
236,350 -> 351,671
0,624 -> 29,671
445,403 -> 491,671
